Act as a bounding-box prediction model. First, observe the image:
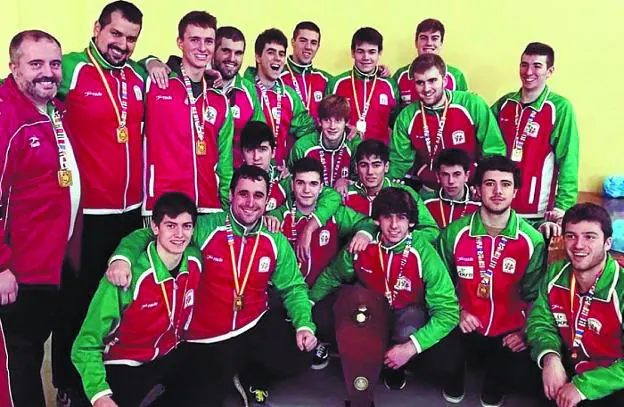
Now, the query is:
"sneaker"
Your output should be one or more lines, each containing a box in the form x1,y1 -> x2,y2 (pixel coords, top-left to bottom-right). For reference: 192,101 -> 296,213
383,368 -> 406,390
311,342 -> 330,370
233,375 -> 249,407
249,386 -> 269,405
480,390 -> 505,407
442,378 -> 465,403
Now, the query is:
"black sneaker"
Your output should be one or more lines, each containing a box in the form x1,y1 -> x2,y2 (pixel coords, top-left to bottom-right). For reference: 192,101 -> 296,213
383,368 -> 406,390
248,386 -> 269,405
311,342 -> 330,370
480,389 -> 505,407
442,377 -> 465,403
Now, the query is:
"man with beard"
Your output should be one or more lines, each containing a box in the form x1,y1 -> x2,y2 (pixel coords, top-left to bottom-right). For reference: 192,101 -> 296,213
438,156 -> 545,406
0,30 -> 81,407
280,21 -> 331,122
527,203 -> 624,407
53,1 -> 148,403
388,53 -> 506,191
213,26 -> 265,168
393,18 -> 468,107
142,11 -> 234,219
244,28 -> 316,167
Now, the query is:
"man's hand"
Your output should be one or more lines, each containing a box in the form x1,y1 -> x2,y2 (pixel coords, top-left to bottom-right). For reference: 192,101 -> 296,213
469,186 -> 481,201
384,342 -> 417,369
544,208 -> 565,223
345,124 -> 358,141
555,382 -> 582,407
0,269 -> 18,305
333,178 -> 352,203
459,309 -> 482,333
106,260 -> 132,291
348,232 -> 371,254
296,222 -> 319,263
378,64 -> 392,78
296,330 -> 317,352
502,331 -> 527,352
263,215 -> 281,233
205,67 -> 223,88
277,165 -> 290,180
146,59 -> 171,90
93,395 -> 118,407
542,353 -> 568,401
539,221 -> 562,239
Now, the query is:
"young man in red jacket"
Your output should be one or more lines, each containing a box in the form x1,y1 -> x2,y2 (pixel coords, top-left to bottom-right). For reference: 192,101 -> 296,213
0,30 -> 81,407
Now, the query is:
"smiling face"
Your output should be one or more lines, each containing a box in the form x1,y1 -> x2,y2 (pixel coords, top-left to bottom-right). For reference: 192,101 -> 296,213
320,116 -> 346,145
230,177 -> 268,226
416,30 -> 443,55
291,29 -> 320,65
519,54 -> 553,93
93,10 -> 141,66
414,66 -> 445,107
356,155 -> 388,192
152,213 -> 194,256
177,24 -> 215,71
292,171 -> 322,213
378,213 -> 411,245
352,42 -> 380,74
564,220 -> 612,274
214,37 -> 245,80
10,37 -> 62,106
479,170 -> 517,215
256,42 -> 286,82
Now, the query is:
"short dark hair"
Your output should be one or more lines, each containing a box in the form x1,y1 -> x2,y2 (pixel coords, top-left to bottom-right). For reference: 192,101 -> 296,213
9,30 -> 61,64
240,121 -> 276,150
290,157 -> 324,180
355,140 -> 389,164
563,203 -> 613,239
152,192 -> 198,226
372,187 -> 419,226
416,18 -> 446,42
98,1 -> 143,28
177,11 -> 217,39
216,26 -> 246,49
255,28 -> 288,56
351,27 -> 383,52
318,95 -> 350,122
410,53 -> 446,77
230,165 -> 270,194
474,156 -> 522,188
523,42 -> 555,68
293,21 -> 321,41
433,148 -> 472,172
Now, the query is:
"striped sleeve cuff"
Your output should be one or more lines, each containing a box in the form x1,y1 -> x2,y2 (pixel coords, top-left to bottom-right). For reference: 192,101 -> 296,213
91,389 -> 113,405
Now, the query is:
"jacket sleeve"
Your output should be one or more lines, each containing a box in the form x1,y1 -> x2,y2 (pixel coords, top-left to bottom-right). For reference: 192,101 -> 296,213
216,99 -> 235,208
388,106 -> 417,179
411,238 -> 460,353
399,184 -> 440,244
572,359 -> 624,400
71,278 -> 132,403
551,99 -> 579,212
334,206 -> 375,238
108,228 -> 154,267
308,247 -> 355,303
279,179 -> 341,227
520,232 -> 546,303
244,79 -> 266,123
58,52 -> 83,100
288,89 -> 316,140
267,204 -> 288,223
270,233 -> 316,333
455,71 -> 468,91
287,135 -> 311,168
0,107 -> 16,271
471,94 -> 507,158
437,226 -> 458,284
388,78 -> 402,128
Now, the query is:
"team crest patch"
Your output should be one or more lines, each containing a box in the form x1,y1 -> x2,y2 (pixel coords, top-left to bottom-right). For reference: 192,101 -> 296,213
394,275 -> 411,291
314,91 -> 323,102
133,85 -> 143,101
379,94 -> 388,106
587,318 -> 602,335
271,107 -> 280,120
553,312 -> 569,328
457,266 -> 474,279
341,167 -> 349,178
319,230 -> 331,246
452,130 -> 465,145
502,257 -> 516,274
266,198 -> 277,211
184,289 -> 194,308
231,105 -> 241,119
205,106 -> 217,124
258,256 -> 271,273
527,121 -> 540,138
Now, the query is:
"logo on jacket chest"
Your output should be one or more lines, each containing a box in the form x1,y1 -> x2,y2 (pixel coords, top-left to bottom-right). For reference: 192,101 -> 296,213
452,130 -> 465,145
133,85 -> 143,101
266,198 -> 277,211
526,121 -> 540,138
231,105 -> 241,119
319,230 -> 331,246
204,106 -> 217,125
314,91 -> 323,102
29,136 -> 41,148
141,301 -> 160,310
394,275 -> 412,292
379,94 -> 388,105
156,95 -> 173,101
502,257 -> 516,274
258,256 -> 271,273
587,318 -> 602,335
184,289 -> 194,308
206,254 -> 224,263
553,312 -> 569,328
457,266 -> 474,279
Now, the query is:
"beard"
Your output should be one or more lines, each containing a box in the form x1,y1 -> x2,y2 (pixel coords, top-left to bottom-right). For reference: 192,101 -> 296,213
214,60 -> 239,81
16,74 -> 60,104
482,200 -> 511,215
101,44 -> 129,67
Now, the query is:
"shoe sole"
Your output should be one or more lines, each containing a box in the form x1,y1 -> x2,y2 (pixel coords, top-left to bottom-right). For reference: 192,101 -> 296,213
383,380 -> 407,390
442,389 -> 465,404
480,397 -> 505,407
310,359 -> 330,370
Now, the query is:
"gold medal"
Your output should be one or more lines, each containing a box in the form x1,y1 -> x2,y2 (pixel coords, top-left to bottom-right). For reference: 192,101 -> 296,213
196,140 -> 207,156
511,148 -> 523,162
57,170 -> 73,188
117,126 -> 129,144
356,119 -> 367,134
477,283 -> 490,299
234,295 -> 244,311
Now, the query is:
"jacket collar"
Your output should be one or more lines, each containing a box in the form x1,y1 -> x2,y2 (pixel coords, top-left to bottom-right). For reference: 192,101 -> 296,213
147,241 -> 190,284
375,230 -> 415,253
228,208 -> 264,236
422,90 -> 453,113
468,209 -> 519,239
507,85 -> 550,111
87,39 -> 125,70
352,64 -> 378,80
319,132 -> 347,152
354,177 -> 392,197
286,56 -> 312,74
2,75 -> 59,121
438,185 -> 471,205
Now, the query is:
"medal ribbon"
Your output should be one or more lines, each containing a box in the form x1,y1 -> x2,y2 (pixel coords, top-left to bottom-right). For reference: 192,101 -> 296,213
438,185 -> 471,228
377,234 -> 413,308
475,236 -> 509,296
159,274 -> 190,341
286,64 -> 312,111
421,99 -> 449,168
86,47 -> 127,129
317,137 -> 346,186
50,109 -> 71,175
180,64 -> 209,144
513,105 -> 537,156
569,272 -> 601,356
256,78 -> 282,139
225,215 -> 261,310
351,70 -> 377,123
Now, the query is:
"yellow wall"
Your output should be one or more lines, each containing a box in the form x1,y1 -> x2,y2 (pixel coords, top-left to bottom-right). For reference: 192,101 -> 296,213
2,0 -> 623,192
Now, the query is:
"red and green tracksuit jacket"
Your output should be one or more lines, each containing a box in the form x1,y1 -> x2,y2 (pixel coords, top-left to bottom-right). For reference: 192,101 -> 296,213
344,177 -> 440,243
0,76 -> 81,285
388,90 -> 507,188
59,40 -> 146,214
309,231 -> 459,353
326,67 -> 400,144
243,67 -> 316,165
270,199 -> 375,287
72,242 -> 203,404
491,86 -> 579,218
143,59 -> 233,214
288,132 -> 361,187
393,63 -> 468,106
421,187 -> 481,229
438,210 -> 545,336
527,256 -> 624,401
226,74 -> 265,168
280,56 -> 332,122
110,210 -> 316,343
